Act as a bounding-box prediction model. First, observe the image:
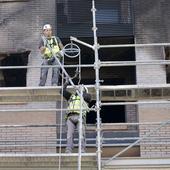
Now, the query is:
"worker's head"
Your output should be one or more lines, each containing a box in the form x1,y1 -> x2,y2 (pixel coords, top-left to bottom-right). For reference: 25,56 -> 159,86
43,24 -> 52,38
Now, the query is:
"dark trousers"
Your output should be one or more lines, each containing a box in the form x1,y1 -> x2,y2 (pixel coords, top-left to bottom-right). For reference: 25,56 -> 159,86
66,114 -> 86,152
39,58 -> 60,86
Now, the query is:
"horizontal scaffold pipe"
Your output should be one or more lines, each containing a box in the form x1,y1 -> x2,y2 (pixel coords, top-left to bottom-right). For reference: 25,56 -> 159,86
99,42 -> 170,48
1,60 -> 170,70
101,100 -> 170,105
0,122 -> 166,128
0,108 -> 95,112
100,60 -> 170,66
0,142 -> 169,148
1,136 -> 170,142
0,144 -> 98,147
100,84 -> 170,90
0,153 -> 96,157
0,83 -> 170,91
0,64 -> 94,69
101,122 -> 170,125
70,36 -> 94,49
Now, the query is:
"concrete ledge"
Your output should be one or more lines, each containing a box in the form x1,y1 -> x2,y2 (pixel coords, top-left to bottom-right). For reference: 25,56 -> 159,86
0,85 -> 170,103
103,157 -> 170,169
0,154 -> 97,169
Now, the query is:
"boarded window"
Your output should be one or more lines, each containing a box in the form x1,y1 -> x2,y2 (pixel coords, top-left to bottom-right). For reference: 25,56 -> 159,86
56,0 -> 133,38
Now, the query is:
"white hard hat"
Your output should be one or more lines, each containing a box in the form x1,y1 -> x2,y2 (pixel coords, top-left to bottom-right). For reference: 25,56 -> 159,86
43,24 -> 52,30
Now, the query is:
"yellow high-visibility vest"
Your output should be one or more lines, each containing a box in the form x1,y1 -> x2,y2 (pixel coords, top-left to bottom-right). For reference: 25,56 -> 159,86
44,36 -> 60,58
67,94 -> 89,116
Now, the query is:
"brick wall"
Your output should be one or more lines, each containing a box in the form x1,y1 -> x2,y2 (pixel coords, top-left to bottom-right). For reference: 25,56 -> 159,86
0,102 -> 58,153
0,0 -> 57,86
140,122 -> 170,158
134,0 -> 170,158
126,105 -> 138,130
0,0 -> 58,153
0,126 -> 57,153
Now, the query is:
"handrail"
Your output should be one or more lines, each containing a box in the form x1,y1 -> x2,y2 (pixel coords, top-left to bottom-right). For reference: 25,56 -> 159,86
1,59 -> 170,70
99,43 -> 170,48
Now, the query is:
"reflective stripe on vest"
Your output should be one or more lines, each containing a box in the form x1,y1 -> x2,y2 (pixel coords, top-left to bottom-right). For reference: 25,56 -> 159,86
67,94 -> 89,116
44,36 -> 60,58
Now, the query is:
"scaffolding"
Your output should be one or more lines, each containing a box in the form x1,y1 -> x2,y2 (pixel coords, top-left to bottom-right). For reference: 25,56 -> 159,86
1,0 -> 170,170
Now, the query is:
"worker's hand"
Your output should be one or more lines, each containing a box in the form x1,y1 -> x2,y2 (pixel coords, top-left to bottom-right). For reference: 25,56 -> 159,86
59,49 -> 64,56
57,51 -> 64,62
63,78 -> 69,89
40,46 -> 46,54
43,47 -> 52,57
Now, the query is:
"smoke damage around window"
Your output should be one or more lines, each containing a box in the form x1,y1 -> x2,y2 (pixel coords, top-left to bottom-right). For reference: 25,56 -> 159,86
1,51 -> 30,87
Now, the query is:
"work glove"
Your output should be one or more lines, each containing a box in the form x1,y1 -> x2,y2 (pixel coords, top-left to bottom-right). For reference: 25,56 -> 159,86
57,51 -> 64,62
44,48 -> 52,58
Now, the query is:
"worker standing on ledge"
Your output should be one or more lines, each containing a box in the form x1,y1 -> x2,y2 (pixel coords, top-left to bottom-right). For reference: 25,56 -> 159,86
39,24 -> 64,86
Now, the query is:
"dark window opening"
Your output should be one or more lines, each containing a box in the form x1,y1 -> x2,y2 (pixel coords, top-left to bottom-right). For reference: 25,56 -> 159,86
86,100 -> 125,124
61,36 -> 136,85
101,104 -> 125,123
1,51 -> 29,87
165,46 -> 170,83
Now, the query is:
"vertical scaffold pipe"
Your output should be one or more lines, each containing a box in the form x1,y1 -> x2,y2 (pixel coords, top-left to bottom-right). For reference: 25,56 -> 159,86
92,1 -> 101,170
78,85 -> 83,170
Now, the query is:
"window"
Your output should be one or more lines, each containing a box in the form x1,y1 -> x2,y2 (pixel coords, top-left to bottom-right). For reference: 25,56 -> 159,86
1,52 -> 29,87
66,1 -> 92,24
165,46 -> 170,83
86,101 -> 125,124
96,9 -> 119,24
57,0 -> 133,37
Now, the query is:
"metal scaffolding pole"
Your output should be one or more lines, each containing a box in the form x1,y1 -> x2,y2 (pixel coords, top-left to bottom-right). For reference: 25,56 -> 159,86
70,2 -> 101,169
70,36 -> 94,50
100,60 -> 170,66
78,86 -> 83,170
101,100 -> 170,106
1,59 -> 170,70
92,1 -> 101,170
99,43 -> 170,48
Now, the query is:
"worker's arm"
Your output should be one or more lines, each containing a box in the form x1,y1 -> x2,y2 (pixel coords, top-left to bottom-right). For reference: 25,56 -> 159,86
39,46 -> 46,54
56,37 -> 64,50
39,38 -> 50,55
39,39 -> 46,54
60,81 -> 72,101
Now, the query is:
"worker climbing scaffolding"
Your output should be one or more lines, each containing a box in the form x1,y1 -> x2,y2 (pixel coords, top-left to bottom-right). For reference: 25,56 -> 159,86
61,79 -> 91,153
